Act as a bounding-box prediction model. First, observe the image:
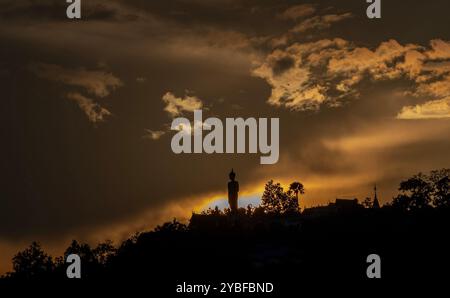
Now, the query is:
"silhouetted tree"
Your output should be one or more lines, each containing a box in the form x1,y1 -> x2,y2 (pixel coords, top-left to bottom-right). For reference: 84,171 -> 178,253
64,240 -> 96,263
429,168 -> 450,208
289,181 -> 305,211
261,180 -> 284,213
6,169 -> 450,285
201,206 -> 223,215
362,197 -> 373,208
246,204 -> 255,216
93,240 -> 116,265
63,240 -> 107,278
253,206 -> 265,217
392,169 -> 450,210
392,173 -> 433,210
289,182 -> 305,198
154,218 -> 187,233
11,241 -> 54,279
261,180 -> 301,214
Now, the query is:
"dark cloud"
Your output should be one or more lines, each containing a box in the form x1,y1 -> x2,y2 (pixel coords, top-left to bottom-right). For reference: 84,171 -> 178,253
0,0 -> 140,23
0,0 -> 66,21
272,56 -> 296,76
30,63 -> 123,98
277,4 -> 316,20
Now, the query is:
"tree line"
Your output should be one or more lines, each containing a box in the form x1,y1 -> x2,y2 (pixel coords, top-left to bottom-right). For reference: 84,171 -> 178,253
1,168 -> 449,280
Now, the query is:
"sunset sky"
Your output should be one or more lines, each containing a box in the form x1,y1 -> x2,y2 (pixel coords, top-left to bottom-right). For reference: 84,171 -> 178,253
1,0 -> 450,274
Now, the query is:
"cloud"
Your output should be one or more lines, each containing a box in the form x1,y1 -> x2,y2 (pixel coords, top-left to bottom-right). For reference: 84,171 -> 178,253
146,116 -> 208,142
327,39 -> 450,112
252,38 -> 349,111
29,63 -> 122,124
323,121 -> 449,152
396,50 -> 426,79
0,0 -> 141,22
426,39 -> 450,60
30,63 -> 123,98
290,13 -> 352,33
277,4 -> 316,20
397,97 -> 450,119
162,91 -> 203,117
143,129 -> 166,140
254,37 -> 450,115
2,0 -> 450,278
414,74 -> 450,98
327,39 -> 419,88
67,93 -> 112,123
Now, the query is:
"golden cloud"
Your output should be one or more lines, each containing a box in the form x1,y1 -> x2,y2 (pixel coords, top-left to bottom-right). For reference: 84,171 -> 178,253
254,37 -> 450,118
67,92 -> 112,123
397,97 -> 450,119
277,4 -> 316,20
162,91 -> 203,117
290,13 -> 352,33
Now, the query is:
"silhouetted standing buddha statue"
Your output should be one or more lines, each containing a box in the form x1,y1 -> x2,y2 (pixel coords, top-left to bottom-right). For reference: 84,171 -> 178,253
228,169 -> 239,212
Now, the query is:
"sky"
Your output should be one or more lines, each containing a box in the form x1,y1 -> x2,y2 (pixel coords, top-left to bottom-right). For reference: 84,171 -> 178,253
1,0 -> 450,274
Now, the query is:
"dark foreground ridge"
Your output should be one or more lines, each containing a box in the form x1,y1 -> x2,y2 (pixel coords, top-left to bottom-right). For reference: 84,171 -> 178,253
1,169 -> 450,293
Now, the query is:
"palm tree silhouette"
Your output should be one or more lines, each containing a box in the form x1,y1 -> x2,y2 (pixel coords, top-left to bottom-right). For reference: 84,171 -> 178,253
289,181 -> 305,208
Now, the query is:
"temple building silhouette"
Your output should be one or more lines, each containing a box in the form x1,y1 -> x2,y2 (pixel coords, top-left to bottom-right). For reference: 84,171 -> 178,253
190,173 -> 382,229
302,198 -> 362,218
302,185 -> 381,217
373,184 -> 380,209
